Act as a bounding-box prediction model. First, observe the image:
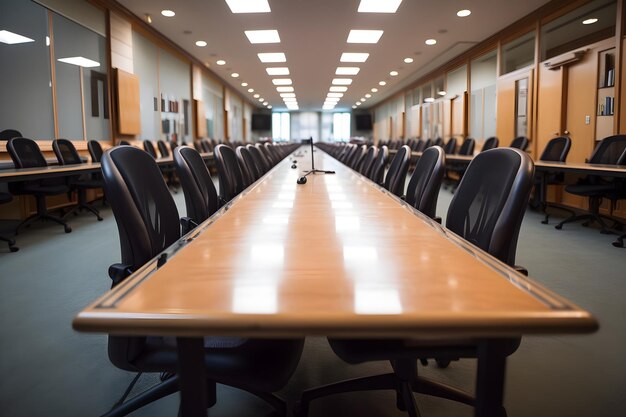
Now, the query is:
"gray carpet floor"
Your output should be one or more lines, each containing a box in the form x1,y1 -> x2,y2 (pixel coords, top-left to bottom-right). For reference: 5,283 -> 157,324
0,184 -> 624,417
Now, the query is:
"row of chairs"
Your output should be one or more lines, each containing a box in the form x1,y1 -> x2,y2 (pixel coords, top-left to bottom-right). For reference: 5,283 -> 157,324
379,135 -> 529,154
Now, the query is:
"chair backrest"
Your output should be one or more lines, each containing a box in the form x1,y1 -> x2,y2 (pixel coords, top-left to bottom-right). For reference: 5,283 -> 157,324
0,129 -> 23,140
369,145 -> 389,183
423,139 -> 433,150
157,140 -> 170,158
263,142 -> 277,165
458,137 -> 475,155
214,144 -> 246,202
143,140 -> 158,159
446,148 -> 534,266
414,139 -> 426,152
173,146 -> 219,225
201,139 -> 213,153
482,137 -> 499,152
118,140 -> 131,146
248,144 -> 270,174
169,140 -> 178,151
384,145 -> 411,196
359,146 -> 378,177
7,137 -> 47,168
193,141 -> 203,152
510,136 -> 529,151
539,136 -> 571,162
235,146 -> 253,186
236,146 -> 261,183
53,139 -> 83,165
405,146 -> 446,218
351,145 -> 368,170
588,135 -> 626,165
88,140 -> 104,162
258,143 -> 275,167
433,138 -> 444,147
443,137 -> 457,154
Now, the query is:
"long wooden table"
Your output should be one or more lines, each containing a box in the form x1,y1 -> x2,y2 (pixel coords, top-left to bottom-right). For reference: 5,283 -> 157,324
73,148 -> 597,417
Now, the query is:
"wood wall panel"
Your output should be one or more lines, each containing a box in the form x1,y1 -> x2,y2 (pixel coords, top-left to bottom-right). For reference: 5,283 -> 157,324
110,11 -> 133,74
115,69 -> 141,135
194,99 -> 206,138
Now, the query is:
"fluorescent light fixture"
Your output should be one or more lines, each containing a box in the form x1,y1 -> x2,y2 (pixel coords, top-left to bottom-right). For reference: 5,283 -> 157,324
225,0 -> 271,13
457,9 -> 471,17
365,93 -> 371,98
161,10 -> 175,17
272,78 -> 292,85
57,56 -> 100,68
280,93 -> 296,98
424,97 -> 435,103
330,86 -> 348,92
248,88 -> 254,92
195,40 -> 207,47
379,81 -> 386,86
327,92 -> 343,97
266,67 -> 289,75
283,98 -> 297,102
231,72 -> 239,77
390,70 -> 398,76
347,29 -> 384,44
425,39 -> 437,45
241,82 -> 248,86
371,87 -> 378,92
336,67 -> 360,75
358,0 -> 402,13
438,91 -> 447,96
245,29 -> 280,44
325,96 -> 340,101
332,78 -> 353,85
276,86 -> 294,92
404,57 -> 413,63
340,52 -> 369,62
583,18 -> 598,24
0,30 -> 35,44
216,60 -> 226,65
258,52 -> 286,63
254,94 -> 260,98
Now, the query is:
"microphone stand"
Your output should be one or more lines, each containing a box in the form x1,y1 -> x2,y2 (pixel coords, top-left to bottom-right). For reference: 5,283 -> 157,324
302,138 -> 335,175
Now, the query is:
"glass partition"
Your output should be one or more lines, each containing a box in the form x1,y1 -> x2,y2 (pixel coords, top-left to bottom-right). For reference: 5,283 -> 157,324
470,50 -> 497,142
502,32 -> 535,74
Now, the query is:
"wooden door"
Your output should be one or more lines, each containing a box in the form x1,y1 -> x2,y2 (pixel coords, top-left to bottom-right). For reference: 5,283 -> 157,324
496,67 -> 534,154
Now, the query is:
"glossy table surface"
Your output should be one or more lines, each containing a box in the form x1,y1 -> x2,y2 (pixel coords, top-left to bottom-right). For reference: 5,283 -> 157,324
73,148 -> 597,339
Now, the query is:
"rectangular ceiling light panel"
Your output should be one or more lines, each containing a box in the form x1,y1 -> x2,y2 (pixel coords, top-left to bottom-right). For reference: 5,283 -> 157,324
347,30 -> 384,44
266,67 -> 290,75
336,67 -> 360,75
340,53 -> 369,62
258,52 -> 286,63
225,0 -> 271,13
276,86 -> 294,92
245,30 -> 280,43
358,0 -> 402,13
272,78 -> 292,85
57,56 -> 100,68
0,30 -> 35,44
332,78 -> 353,85
329,86 -> 348,92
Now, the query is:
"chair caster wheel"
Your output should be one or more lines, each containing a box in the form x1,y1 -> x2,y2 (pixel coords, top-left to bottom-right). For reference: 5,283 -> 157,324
64,226 -> 72,233
555,224 -> 562,230
97,216 -> 103,221
436,359 -> 451,368
9,246 -> 19,252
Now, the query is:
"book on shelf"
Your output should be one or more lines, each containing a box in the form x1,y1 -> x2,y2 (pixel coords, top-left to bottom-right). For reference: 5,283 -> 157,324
599,97 -> 615,116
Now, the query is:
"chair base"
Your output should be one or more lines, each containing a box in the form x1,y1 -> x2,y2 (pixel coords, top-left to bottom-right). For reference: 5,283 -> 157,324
540,203 -> 575,225
0,235 -> 18,252
613,233 -> 625,248
64,189 -> 103,221
15,212 -> 71,235
555,212 -> 623,234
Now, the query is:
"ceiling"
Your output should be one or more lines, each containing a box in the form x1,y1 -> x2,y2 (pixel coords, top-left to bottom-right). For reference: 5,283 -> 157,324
118,0 -> 551,112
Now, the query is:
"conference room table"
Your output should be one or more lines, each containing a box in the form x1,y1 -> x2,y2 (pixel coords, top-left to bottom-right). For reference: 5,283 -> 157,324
73,147 -> 598,417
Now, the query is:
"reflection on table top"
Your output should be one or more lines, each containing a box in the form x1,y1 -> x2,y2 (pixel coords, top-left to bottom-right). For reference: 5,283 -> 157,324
73,148 -> 597,339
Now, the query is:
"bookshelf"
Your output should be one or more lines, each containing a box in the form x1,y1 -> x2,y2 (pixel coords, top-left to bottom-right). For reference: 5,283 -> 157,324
595,48 -> 615,140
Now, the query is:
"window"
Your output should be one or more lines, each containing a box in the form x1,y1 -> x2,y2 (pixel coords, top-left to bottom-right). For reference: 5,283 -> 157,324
272,112 -> 290,141
502,32 -> 535,75
333,113 -> 350,141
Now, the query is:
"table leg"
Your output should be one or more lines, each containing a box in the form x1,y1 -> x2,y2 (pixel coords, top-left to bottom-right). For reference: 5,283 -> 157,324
176,337 -> 207,417
475,339 -> 508,417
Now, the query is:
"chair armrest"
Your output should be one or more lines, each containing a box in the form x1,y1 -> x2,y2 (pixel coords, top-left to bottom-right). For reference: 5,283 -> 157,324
180,217 -> 199,235
513,265 -> 528,276
108,263 -> 133,287
400,195 -> 406,201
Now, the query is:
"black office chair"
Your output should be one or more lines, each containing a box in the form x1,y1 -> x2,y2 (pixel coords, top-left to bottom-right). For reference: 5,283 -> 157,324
258,143 -> 276,168
88,140 -> 104,162
118,140 -> 131,146
143,140 -> 158,159
369,145 -> 389,184
100,145 -> 303,417
445,137 -> 476,190
350,145 -> 368,171
236,146 -> 261,184
263,143 -> 278,166
296,148 -> 535,417
214,144 -> 246,203
510,136 -> 529,151
404,146 -> 446,219
613,233 -> 625,248
157,140 -> 170,158
0,192 -> 18,252
52,139 -> 103,221
248,144 -> 271,174
422,138 -> 433,150
555,135 -> 626,233
173,146 -> 219,229
0,129 -> 23,140
359,146 -> 378,177
156,140 -> 178,190
534,136 -> 572,224
383,145 -> 411,197
482,136 -> 499,151
443,137 -> 457,154
7,138 -> 71,234
433,138 -> 444,147
201,139 -> 213,153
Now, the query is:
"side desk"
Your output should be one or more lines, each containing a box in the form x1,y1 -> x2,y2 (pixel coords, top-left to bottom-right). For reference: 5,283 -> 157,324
73,148 -> 597,417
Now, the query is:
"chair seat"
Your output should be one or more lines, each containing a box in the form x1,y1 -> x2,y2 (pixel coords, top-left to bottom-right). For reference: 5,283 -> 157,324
565,182 -> 617,196
20,183 -> 69,195
329,338 -> 520,364
135,337 -> 304,393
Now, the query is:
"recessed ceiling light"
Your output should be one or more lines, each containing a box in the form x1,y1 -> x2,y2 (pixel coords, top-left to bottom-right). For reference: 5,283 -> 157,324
248,88 -> 254,92
225,0 -> 270,13
263,101 -> 268,105
195,40 -> 207,47
425,39 -> 437,45
161,10 -> 175,17
280,93 -> 296,98
356,102 -> 362,106
231,72 -> 239,77
352,105 -> 357,109
358,0 -> 402,13
245,29 -> 280,44
253,94 -> 260,98
379,81 -> 386,86
259,97 -> 265,101
332,78 -> 353,85
389,71 -> 398,76
57,56 -> 100,68
583,18 -> 598,24
330,86 -> 348,92
328,92 -> 343,97
272,78 -> 292,85
0,30 -> 35,44
340,52 -> 369,62
258,52 -> 286,63
360,98 -> 366,101
145,14 -> 153,24
371,88 -> 378,92
347,29 -> 384,44
268,105 -> 272,109
424,97 -> 435,103
266,67 -> 289,75
404,57 -> 413,63
241,82 -> 248,86
276,86 -> 294,92
216,60 -> 226,65
365,93 -> 371,98
457,9 -> 471,17
438,91 -> 447,96
336,67 -> 360,75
